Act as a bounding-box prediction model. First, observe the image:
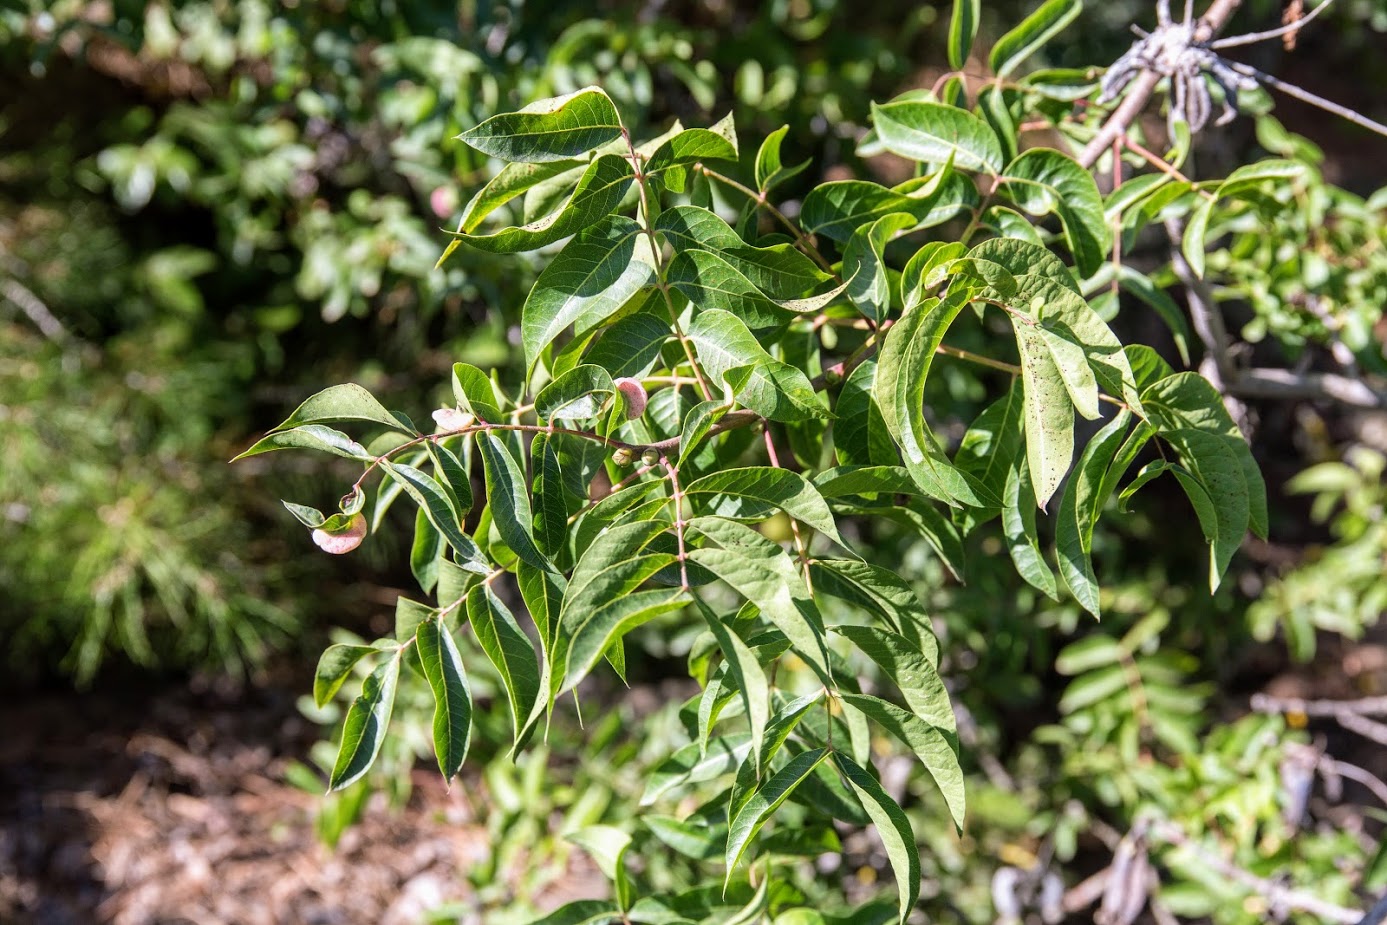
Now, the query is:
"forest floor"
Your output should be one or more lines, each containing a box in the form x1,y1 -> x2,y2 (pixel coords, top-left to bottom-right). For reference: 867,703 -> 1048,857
0,677 -> 603,925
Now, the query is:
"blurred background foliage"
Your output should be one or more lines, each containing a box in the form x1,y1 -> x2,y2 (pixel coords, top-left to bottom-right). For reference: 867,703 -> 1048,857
2,1 -> 1387,922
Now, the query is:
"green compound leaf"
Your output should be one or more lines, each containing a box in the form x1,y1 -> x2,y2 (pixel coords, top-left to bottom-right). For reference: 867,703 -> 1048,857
832,753 -> 921,925
455,87 -> 623,163
329,650 -> 401,791
416,616 -> 472,781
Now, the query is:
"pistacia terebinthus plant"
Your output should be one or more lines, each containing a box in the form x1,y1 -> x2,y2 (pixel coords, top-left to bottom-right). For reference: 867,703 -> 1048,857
229,0 -> 1387,917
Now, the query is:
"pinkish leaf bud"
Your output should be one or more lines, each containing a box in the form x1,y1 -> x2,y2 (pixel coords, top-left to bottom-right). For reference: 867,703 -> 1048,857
614,377 -> 648,420
312,512 -> 367,554
432,407 -> 473,432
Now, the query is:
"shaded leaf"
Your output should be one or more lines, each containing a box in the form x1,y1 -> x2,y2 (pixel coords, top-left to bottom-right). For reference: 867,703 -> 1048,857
416,616 -> 472,781
329,651 -> 401,791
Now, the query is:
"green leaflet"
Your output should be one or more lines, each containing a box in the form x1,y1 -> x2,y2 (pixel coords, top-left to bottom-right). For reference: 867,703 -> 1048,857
455,159 -> 585,236
532,434 -> 567,559
955,381 -> 1026,520
582,305 -> 670,380
811,559 -> 940,663
521,216 -> 656,374
687,310 -> 829,422
1141,372 -> 1267,539
445,154 -> 634,254
724,747 -> 830,875
869,101 -> 1004,174
455,87 -> 623,163
233,424 -> 371,462
998,148 -> 1108,277
687,516 -> 834,686
268,383 -> 413,435
477,432 -> 552,571
901,241 -> 967,310
698,601 -> 769,767
948,0 -> 981,69
679,400 -> 728,465
988,0 -> 1083,79
874,288 -> 992,507
1010,319 -> 1074,510
467,583 -> 543,753
834,625 -> 954,737
1002,460 -> 1060,600
313,643 -> 380,709
380,460 -> 486,567
1162,428 -> 1251,590
832,753 -> 921,925
567,825 -> 635,910
843,212 -> 916,324
534,364 -> 617,423
416,616 -> 472,781
565,588 -> 689,690
833,359 -> 898,467
518,900 -> 622,925
684,466 -> 848,550
754,124 -> 811,193
839,693 -> 965,832
328,650 -> 401,791
645,115 -> 739,173
452,362 -> 504,422
800,172 -> 974,243
641,734 -> 753,805
1055,411 -> 1132,617
518,561 -> 566,715
410,508 -> 441,594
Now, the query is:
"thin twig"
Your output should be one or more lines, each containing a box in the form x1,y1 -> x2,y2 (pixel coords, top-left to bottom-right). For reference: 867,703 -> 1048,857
1149,820 -> 1361,923
1210,0 -> 1337,49
1336,713 -> 1387,748
1250,692 -> 1387,717
1320,755 -> 1387,808
1221,60 -> 1387,139
1,278 -> 69,343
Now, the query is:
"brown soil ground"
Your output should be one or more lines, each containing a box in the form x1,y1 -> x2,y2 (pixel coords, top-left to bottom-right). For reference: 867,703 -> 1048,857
0,681 -> 602,925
